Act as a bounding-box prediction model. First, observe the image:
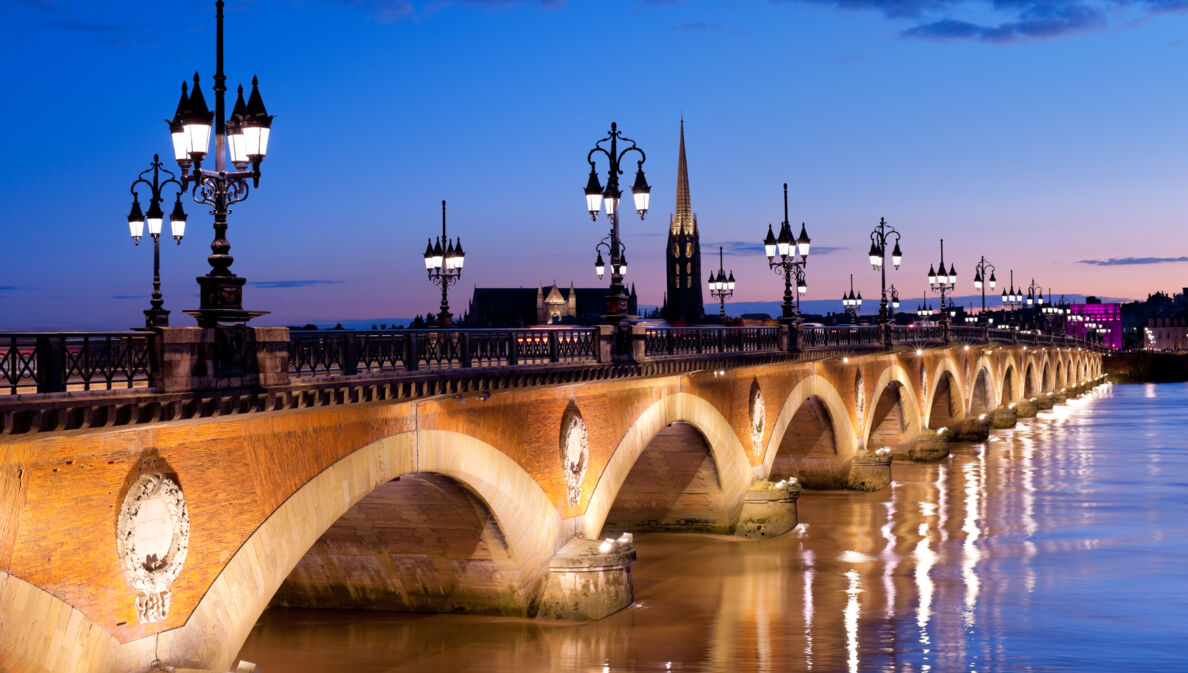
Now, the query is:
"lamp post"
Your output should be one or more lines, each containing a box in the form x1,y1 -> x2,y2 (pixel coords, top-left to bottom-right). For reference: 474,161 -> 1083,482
763,183 -> 811,324
867,217 -> 902,344
927,239 -> 956,341
1001,269 -> 1023,328
423,200 -> 465,327
127,155 -> 187,328
972,255 -> 997,321
841,274 -> 862,322
585,122 -> 649,325
1024,278 -> 1044,331
708,246 -> 735,323
889,284 -> 900,314
916,288 -> 933,323
1043,291 -> 1069,336
167,0 -> 274,327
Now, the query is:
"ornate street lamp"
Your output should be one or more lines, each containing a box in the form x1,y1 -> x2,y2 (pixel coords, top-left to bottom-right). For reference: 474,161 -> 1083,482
127,155 -> 187,328
889,284 -> 901,312
1001,269 -> 1024,327
1024,278 -> 1044,331
841,274 -> 862,322
585,122 -> 648,324
708,246 -> 735,323
916,289 -> 933,322
167,1 -> 274,327
867,217 -> 902,342
423,200 -> 465,327
927,239 -> 957,340
763,183 -> 810,324
972,255 -> 996,322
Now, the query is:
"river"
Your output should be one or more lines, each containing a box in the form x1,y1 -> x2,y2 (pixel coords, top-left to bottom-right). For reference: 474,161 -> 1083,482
237,382 -> 1188,672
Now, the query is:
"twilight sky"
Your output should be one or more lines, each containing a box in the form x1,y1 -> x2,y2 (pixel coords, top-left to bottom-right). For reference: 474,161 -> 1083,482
2,0 -> 1187,329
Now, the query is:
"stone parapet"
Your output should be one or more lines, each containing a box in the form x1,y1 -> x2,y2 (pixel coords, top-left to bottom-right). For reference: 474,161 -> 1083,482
151,326 -> 290,393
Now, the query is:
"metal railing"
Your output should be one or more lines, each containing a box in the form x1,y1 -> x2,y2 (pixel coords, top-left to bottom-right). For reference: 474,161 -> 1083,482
0,324 -> 1104,397
801,325 -> 883,349
0,332 -> 155,395
643,327 -> 780,357
289,328 -> 599,377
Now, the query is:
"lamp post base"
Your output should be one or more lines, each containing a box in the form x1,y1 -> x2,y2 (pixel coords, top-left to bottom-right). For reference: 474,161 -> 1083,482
144,308 -> 170,329
187,275 -> 268,327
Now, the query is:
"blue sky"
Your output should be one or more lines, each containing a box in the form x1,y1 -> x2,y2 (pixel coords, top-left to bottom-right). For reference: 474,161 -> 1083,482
2,0 -> 1187,328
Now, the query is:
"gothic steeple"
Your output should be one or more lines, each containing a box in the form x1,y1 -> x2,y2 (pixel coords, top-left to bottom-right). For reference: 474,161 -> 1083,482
673,119 -> 693,235
661,118 -> 705,324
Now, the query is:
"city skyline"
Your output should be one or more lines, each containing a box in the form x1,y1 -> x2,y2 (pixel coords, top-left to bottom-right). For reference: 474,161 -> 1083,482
3,0 -> 1188,329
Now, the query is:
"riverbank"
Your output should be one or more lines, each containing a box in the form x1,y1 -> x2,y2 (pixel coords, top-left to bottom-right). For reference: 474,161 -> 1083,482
1104,351 -> 1188,382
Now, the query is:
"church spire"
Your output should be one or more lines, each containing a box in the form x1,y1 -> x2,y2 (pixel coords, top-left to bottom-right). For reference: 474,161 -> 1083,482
674,118 -> 692,229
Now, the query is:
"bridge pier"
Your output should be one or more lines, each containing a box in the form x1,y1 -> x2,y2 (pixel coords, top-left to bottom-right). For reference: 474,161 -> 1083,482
846,449 -> 893,491
1035,395 -> 1056,410
536,536 -> 637,620
734,479 -> 802,539
909,429 -> 951,462
1015,399 -> 1039,418
990,405 -> 1018,429
950,415 -> 991,442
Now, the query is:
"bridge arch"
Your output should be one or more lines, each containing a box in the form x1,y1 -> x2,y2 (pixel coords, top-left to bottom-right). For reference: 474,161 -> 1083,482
1000,363 -> 1019,405
581,392 -> 752,540
763,374 -> 857,488
158,429 -> 562,672
1023,360 -> 1039,399
925,356 -> 967,429
863,364 -> 923,454
968,362 -> 996,416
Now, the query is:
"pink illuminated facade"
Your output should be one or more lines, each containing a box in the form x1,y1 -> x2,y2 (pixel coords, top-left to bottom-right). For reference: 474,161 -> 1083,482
1069,303 -> 1122,349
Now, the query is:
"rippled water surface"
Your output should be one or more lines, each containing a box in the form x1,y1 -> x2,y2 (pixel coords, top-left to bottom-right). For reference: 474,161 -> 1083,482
237,382 -> 1188,672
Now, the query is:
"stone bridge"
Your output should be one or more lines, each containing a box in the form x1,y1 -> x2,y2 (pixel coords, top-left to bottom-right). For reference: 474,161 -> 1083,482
0,332 -> 1104,673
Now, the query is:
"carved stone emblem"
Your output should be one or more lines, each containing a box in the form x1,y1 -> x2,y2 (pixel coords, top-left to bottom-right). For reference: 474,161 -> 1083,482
117,473 -> 189,624
749,379 -> 765,455
560,404 -> 588,507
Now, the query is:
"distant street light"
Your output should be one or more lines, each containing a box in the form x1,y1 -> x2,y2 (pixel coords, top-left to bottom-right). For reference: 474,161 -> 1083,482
1002,269 -> 1024,327
841,274 -> 862,322
1025,278 -> 1044,331
423,200 -> 465,327
972,255 -> 997,322
708,246 -> 735,322
867,217 -> 902,344
763,183 -> 810,324
927,239 -> 957,340
916,288 -> 933,322
585,122 -> 649,324
127,155 -> 187,328
166,0 -> 274,327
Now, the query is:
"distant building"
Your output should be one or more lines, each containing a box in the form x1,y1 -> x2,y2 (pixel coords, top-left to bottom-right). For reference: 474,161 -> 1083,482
661,121 -> 706,325
465,282 -> 637,327
1070,302 -> 1122,349
1145,317 -> 1188,352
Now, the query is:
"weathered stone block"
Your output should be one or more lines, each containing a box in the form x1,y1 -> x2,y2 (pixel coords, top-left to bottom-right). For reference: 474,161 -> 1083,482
536,537 -> 635,621
735,479 -> 801,539
990,405 -> 1018,429
1035,395 -> 1055,410
950,416 -> 991,442
1014,399 -> 1038,418
846,448 -> 892,491
910,430 -> 950,462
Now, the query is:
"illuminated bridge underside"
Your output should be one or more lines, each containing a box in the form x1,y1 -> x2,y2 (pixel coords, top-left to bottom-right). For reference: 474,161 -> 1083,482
0,345 -> 1102,673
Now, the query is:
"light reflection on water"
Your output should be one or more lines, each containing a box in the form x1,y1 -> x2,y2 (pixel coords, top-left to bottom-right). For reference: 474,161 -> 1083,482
238,382 -> 1188,672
